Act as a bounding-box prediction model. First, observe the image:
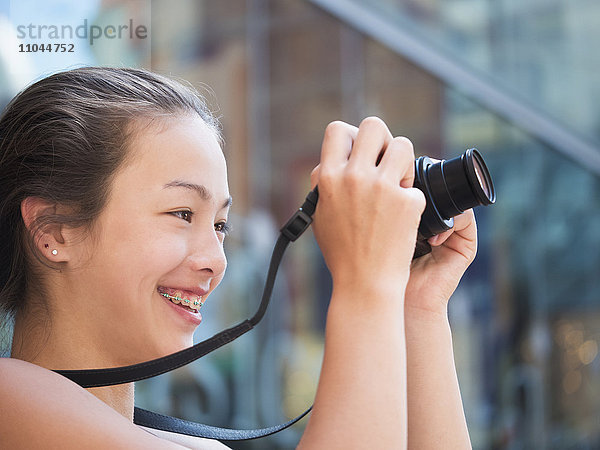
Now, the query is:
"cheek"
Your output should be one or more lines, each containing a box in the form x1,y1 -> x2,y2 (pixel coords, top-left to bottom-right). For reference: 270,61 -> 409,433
101,225 -> 189,289
134,235 -> 188,281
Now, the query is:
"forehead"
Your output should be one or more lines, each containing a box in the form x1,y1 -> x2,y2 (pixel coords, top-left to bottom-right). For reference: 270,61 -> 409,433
116,114 -> 229,197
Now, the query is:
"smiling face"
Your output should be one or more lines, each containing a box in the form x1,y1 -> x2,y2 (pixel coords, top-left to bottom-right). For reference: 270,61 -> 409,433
61,114 -> 231,364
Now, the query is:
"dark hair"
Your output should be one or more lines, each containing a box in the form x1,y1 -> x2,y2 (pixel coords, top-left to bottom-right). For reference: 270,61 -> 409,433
0,66 -> 220,327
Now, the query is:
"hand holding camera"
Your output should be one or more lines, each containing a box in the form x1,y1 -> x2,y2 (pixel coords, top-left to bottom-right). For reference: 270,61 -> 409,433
309,117 -> 495,309
310,117 -> 427,298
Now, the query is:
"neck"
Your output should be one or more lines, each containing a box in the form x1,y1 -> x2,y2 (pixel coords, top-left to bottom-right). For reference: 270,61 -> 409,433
87,384 -> 136,420
11,300 -> 136,420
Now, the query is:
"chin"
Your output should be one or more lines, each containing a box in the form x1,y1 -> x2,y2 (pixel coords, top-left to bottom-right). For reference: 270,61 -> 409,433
125,334 -> 194,366
159,335 -> 194,357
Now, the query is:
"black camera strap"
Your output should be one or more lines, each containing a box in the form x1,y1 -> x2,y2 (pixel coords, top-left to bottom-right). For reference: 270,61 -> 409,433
54,190 -> 319,441
134,404 -> 313,441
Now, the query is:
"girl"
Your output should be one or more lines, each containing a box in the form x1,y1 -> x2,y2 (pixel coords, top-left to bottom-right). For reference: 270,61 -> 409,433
0,67 -> 473,448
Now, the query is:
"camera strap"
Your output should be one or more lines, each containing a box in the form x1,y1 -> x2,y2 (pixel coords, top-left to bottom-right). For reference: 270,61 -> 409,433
54,189 -> 319,441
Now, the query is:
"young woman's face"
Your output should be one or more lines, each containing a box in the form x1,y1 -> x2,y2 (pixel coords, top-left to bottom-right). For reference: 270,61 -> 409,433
67,114 -> 231,364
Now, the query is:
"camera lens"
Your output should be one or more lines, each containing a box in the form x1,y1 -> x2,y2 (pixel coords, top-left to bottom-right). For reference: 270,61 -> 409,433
413,148 -> 495,241
473,156 -> 491,199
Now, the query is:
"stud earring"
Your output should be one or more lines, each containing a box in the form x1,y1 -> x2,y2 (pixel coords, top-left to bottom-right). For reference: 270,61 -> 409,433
51,249 -> 58,256
44,244 -> 49,248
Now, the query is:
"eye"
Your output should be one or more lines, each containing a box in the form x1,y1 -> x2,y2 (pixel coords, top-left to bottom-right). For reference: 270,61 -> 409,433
171,210 -> 194,223
215,221 -> 231,235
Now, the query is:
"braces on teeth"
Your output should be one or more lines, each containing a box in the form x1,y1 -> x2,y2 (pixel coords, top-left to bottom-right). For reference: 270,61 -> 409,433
161,292 -> 204,308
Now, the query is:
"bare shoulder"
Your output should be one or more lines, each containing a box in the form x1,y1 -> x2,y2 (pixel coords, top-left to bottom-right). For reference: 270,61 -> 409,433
0,358 -> 181,449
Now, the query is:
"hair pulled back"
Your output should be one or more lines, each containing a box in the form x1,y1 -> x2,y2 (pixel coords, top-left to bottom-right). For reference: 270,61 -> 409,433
0,67 -> 220,324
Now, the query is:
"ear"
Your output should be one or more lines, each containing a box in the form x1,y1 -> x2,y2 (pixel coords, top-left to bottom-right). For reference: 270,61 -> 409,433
20,197 -> 69,263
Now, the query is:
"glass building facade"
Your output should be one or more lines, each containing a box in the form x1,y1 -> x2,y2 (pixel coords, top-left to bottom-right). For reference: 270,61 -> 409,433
1,1 -> 599,448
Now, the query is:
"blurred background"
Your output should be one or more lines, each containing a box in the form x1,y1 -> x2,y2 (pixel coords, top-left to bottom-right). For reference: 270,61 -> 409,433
1,0 -> 600,448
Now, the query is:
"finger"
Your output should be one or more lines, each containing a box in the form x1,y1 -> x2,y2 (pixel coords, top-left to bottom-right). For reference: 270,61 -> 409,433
347,117 -> 393,169
310,165 -> 320,189
428,228 -> 454,246
378,136 -> 416,188
450,210 -> 477,249
319,121 -> 358,169
428,210 -> 476,246
452,209 -> 476,233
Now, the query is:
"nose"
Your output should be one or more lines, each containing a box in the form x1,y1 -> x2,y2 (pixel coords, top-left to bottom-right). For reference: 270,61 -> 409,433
187,228 -> 227,278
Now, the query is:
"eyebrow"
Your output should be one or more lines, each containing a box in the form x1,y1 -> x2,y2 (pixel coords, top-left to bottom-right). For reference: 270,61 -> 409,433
163,180 -> 233,209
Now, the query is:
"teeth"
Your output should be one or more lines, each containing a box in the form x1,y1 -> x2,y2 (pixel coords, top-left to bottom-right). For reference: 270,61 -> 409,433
160,290 -> 204,311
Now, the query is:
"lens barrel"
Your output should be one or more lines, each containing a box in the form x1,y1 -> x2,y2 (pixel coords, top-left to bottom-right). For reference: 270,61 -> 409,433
413,148 -> 495,258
